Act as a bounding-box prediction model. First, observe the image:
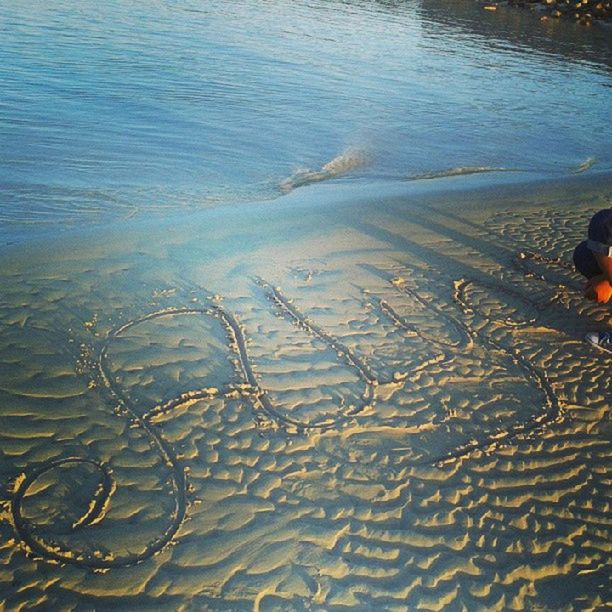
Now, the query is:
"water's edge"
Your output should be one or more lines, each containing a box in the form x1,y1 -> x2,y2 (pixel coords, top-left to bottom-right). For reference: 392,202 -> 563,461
2,170 -> 610,264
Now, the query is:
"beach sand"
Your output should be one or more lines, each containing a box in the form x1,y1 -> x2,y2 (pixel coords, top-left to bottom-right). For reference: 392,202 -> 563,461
0,173 -> 610,610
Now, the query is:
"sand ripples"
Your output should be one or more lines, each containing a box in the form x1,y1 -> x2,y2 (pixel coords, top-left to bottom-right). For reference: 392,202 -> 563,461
6,264 -> 574,570
0,195 -> 610,608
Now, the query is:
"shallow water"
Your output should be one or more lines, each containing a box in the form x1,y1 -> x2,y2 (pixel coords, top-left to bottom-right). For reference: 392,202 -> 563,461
1,0 -> 611,233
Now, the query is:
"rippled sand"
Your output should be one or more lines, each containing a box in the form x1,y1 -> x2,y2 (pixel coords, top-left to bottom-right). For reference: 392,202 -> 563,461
0,175 -> 610,610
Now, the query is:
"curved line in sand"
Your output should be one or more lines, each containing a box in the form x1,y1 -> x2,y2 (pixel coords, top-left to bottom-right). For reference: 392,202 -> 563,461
11,458 -> 116,567
257,274 -> 564,467
257,278 -> 379,426
432,278 -> 565,466
11,299 -> 370,569
259,280 -> 377,384
374,272 -> 564,466
453,278 -> 541,328
380,281 -> 475,351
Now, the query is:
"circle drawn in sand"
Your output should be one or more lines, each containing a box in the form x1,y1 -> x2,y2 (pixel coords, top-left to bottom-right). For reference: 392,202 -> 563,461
16,459 -> 112,533
11,458 -> 116,565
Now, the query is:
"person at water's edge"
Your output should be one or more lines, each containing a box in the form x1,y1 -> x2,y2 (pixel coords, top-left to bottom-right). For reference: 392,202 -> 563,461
573,208 -> 612,353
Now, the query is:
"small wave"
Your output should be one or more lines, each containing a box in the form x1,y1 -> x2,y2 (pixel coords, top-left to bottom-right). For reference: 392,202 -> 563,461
409,166 -> 512,181
571,156 -> 596,174
280,148 -> 368,193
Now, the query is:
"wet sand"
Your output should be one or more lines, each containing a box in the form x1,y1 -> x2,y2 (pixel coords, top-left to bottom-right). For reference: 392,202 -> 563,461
0,173 -> 610,610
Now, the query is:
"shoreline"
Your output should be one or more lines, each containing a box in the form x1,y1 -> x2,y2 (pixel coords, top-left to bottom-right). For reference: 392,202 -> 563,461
2,168 -> 611,261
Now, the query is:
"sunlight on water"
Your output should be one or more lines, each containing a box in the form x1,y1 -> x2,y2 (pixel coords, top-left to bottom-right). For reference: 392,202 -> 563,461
0,0 -> 610,230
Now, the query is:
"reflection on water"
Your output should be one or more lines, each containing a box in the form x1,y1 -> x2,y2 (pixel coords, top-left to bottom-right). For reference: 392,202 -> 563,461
0,0 -> 610,231
421,0 -> 612,68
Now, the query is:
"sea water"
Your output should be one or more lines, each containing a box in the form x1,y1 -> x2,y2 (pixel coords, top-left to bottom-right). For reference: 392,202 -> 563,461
1,0 -> 610,235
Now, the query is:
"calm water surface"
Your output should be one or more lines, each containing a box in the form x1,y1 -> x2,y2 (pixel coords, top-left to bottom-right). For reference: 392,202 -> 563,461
0,0 -> 610,232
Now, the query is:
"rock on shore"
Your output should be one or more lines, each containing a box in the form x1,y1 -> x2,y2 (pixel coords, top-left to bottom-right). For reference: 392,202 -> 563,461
488,0 -> 611,25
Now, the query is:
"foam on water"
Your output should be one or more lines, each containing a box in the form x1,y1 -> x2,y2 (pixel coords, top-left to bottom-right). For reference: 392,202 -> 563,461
279,148 -> 369,193
408,156 -> 601,183
409,166 -> 512,180
572,156 -> 597,174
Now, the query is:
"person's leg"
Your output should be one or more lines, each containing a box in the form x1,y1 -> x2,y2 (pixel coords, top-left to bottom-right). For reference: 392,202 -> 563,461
573,240 -> 601,280
573,210 -> 612,353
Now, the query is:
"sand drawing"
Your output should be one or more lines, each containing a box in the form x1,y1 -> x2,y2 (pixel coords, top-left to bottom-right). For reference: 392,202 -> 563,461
10,458 -> 117,567
7,255 -> 571,570
441,277 -> 565,464
366,264 -> 567,466
7,292 -> 388,568
257,277 -> 380,395
259,267 -> 567,467
378,287 -> 474,353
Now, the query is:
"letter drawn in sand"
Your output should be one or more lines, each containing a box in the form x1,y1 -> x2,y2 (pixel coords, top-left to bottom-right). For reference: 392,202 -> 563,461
373,268 -> 566,466
6,263 -> 571,568
438,277 -> 565,465
256,278 -> 382,429
8,304 -> 268,569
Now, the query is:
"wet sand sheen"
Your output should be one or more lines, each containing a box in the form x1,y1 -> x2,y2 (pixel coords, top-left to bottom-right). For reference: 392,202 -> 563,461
0,174 -> 610,609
